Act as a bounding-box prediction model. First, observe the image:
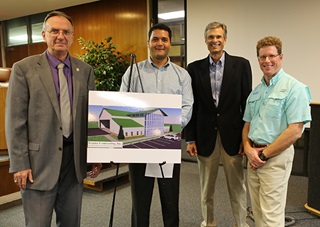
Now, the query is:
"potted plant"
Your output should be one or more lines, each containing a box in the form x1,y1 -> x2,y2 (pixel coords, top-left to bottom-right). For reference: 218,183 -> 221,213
77,36 -> 131,91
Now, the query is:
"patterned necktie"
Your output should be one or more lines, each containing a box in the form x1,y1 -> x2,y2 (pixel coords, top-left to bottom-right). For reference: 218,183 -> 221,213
57,63 -> 72,137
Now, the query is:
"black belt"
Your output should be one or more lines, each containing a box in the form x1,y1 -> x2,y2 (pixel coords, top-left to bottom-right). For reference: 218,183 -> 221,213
251,140 -> 268,148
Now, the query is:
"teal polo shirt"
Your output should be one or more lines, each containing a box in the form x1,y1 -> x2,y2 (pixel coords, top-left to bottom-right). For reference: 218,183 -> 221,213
243,68 -> 312,144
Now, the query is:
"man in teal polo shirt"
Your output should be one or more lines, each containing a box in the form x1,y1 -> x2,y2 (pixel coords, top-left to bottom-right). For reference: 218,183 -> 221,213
242,36 -> 311,226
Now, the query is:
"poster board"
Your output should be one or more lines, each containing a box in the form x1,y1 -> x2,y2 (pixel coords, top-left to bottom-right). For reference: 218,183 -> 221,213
87,91 -> 182,163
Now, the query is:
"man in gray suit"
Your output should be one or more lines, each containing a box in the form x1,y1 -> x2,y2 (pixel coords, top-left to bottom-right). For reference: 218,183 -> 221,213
5,11 -> 102,227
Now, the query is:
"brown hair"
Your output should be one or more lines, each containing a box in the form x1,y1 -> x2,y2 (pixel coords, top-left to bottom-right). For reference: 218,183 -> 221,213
256,36 -> 282,56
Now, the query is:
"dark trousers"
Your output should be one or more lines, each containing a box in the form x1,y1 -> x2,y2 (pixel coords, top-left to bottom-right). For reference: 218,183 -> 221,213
21,142 -> 83,227
129,163 -> 180,227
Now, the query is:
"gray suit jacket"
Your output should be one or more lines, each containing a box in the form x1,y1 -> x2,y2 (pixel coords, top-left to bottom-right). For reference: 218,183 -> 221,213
5,52 -> 95,190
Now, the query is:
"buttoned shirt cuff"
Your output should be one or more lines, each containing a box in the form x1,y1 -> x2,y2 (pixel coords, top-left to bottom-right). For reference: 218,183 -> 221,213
186,141 -> 195,144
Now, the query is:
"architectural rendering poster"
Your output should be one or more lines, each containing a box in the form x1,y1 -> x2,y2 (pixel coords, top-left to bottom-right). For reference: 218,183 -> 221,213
87,91 -> 182,163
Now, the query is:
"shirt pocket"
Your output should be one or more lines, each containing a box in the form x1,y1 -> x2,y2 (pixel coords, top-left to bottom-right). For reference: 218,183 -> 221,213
265,93 -> 286,118
247,94 -> 261,117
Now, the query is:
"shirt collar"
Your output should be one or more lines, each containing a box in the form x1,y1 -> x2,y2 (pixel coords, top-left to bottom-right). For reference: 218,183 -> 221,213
148,57 -> 171,69
46,50 -> 71,69
209,52 -> 225,67
261,68 -> 284,86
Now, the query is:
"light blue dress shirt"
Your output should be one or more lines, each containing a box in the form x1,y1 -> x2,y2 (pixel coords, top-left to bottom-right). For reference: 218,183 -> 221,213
209,53 -> 225,107
243,68 -> 312,144
120,57 -> 193,128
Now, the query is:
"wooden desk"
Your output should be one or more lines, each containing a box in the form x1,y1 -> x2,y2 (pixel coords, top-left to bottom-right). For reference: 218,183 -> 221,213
0,155 -> 19,196
0,70 -> 21,197
0,87 -> 8,153
0,84 -> 19,197
84,164 -> 129,191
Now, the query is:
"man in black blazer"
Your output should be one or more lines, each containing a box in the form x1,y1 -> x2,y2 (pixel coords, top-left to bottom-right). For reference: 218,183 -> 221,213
185,22 -> 252,227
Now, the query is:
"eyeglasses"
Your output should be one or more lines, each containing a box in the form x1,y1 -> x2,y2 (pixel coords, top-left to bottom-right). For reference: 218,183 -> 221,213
258,54 -> 280,61
46,28 -> 73,37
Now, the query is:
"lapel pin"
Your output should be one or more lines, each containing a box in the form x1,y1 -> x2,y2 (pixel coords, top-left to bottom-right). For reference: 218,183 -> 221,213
76,68 -> 80,72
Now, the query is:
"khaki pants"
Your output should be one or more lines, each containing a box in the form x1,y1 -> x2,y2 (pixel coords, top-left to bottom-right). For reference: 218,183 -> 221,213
197,133 -> 248,227
247,145 -> 294,227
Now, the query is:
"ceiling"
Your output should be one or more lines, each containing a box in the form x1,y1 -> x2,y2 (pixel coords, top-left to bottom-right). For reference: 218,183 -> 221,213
158,0 -> 184,14
0,0 -> 98,21
0,0 -> 184,22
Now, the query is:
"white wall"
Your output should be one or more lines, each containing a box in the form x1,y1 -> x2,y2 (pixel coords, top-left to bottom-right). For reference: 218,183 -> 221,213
187,0 -> 320,102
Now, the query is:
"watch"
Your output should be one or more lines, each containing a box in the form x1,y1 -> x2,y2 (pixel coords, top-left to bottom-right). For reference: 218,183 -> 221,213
259,152 -> 269,161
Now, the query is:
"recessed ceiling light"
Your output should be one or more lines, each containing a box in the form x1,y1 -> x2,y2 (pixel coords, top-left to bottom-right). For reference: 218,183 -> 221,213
158,10 -> 184,20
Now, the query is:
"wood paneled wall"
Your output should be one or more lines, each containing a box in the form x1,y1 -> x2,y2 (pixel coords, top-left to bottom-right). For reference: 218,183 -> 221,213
0,87 -> 8,151
4,0 -> 149,67
0,38 -> 2,66
5,45 -> 29,67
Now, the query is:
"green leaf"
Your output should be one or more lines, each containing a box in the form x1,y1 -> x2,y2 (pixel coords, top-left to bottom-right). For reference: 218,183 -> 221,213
77,36 -> 131,91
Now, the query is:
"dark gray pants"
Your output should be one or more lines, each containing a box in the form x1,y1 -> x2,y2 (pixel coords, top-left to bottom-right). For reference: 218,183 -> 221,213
21,142 -> 83,227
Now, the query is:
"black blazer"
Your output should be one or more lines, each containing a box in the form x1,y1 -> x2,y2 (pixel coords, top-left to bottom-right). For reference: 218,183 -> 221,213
185,52 -> 252,156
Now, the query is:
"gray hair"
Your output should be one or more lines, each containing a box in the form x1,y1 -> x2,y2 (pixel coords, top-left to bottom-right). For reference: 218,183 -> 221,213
204,22 -> 227,39
42,11 -> 74,31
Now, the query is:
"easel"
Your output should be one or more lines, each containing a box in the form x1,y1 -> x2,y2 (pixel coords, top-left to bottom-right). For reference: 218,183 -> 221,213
108,54 -> 144,227
108,162 -> 119,227
108,161 -> 170,227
